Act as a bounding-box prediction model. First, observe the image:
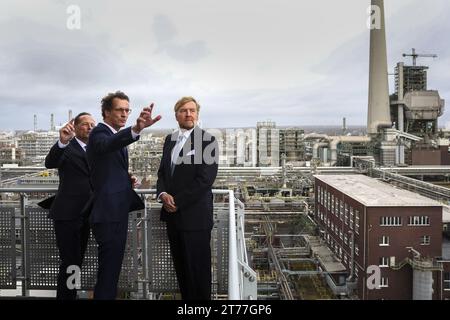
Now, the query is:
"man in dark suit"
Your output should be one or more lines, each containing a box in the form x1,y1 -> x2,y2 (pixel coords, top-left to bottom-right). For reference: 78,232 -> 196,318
86,91 -> 161,300
156,96 -> 219,300
44,112 -> 96,300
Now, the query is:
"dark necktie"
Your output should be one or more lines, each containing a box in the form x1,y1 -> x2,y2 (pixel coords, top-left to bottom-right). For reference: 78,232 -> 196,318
171,135 -> 185,176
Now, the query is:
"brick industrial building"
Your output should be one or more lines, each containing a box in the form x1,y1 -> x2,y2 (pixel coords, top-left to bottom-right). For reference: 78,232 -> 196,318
314,174 -> 450,300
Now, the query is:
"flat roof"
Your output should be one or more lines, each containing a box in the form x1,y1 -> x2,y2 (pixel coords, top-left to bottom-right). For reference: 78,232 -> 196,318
314,174 -> 442,207
443,206 -> 450,223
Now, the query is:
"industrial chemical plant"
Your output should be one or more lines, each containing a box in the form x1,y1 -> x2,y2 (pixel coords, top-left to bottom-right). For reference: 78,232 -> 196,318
1,0 -> 450,300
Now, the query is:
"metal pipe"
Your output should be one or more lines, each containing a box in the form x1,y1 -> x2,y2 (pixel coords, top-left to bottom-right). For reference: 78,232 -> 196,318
227,190 -> 239,299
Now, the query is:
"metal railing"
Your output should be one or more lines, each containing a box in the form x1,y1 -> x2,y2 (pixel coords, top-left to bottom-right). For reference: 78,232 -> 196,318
0,187 -> 257,300
370,168 -> 450,202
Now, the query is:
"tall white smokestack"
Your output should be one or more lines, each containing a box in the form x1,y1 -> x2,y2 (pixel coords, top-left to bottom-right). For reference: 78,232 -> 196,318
367,0 -> 391,134
50,113 -> 55,131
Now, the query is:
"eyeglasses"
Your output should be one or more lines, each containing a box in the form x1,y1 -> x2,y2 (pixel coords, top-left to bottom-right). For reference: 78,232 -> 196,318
113,108 -> 132,114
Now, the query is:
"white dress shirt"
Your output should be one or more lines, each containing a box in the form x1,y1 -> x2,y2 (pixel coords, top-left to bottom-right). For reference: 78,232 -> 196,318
158,127 -> 194,202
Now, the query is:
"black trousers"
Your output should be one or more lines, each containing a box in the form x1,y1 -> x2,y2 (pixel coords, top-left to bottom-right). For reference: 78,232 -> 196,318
91,220 -> 129,300
166,224 -> 212,300
53,217 -> 90,300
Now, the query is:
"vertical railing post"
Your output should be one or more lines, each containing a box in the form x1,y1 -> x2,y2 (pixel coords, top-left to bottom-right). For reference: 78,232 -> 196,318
19,193 -> 29,297
141,194 -> 148,300
228,190 -> 239,299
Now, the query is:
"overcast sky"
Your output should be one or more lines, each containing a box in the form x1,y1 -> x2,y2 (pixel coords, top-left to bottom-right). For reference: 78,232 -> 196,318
1,0 -> 449,131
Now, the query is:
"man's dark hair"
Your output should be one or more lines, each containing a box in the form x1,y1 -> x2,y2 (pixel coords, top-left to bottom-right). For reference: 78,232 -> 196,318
101,91 -> 129,118
74,112 -> 92,125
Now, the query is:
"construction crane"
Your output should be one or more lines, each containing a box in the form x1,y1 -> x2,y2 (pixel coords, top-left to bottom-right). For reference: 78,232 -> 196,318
402,48 -> 437,66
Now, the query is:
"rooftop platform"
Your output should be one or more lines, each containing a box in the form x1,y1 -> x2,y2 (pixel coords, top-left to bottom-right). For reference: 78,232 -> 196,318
314,174 -> 442,207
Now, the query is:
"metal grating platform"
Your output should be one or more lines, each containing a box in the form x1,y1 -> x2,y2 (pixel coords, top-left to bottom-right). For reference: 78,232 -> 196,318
25,206 -> 139,291
147,206 -> 178,292
213,207 -> 229,294
147,205 -> 230,295
0,207 -> 16,289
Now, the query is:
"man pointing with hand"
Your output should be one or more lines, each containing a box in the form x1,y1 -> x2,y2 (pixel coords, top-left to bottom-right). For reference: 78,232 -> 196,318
42,113 -> 95,299
86,91 -> 161,299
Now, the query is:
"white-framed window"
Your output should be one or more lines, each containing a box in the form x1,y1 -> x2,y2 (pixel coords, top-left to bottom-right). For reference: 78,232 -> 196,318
379,257 -> 389,267
350,207 -> 354,224
380,216 -> 402,226
349,207 -> 354,230
339,230 -> 343,240
420,235 -> 431,245
344,234 -> 348,246
331,223 -> 334,233
328,192 -> 331,210
331,194 -> 335,214
344,254 -> 348,265
321,189 -> 324,206
380,277 -> 389,288
344,205 -> 349,225
408,216 -> 430,226
336,199 -> 339,217
335,199 -> 339,216
355,244 -> 359,256
379,236 -> 390,246
340,200 -> 344,220
444,272 -> 450,290
355,210 -> 360,233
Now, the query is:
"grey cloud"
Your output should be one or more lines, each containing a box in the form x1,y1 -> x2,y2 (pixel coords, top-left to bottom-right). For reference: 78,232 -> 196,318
1,1 -> 449,132
196,83 -> 368,130
153,15 -> 209,63
153,14 -> 177,44
0,18 -> 167,130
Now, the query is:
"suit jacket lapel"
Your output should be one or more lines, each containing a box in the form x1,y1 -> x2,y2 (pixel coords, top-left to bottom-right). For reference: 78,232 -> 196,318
68,139 -> 90,175
100,123 -> 129,170
166,133 -> 177,181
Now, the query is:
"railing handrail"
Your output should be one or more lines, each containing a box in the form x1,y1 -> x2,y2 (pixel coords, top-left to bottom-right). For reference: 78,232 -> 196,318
0,188 -> 233,194
0,187 -> 244,299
